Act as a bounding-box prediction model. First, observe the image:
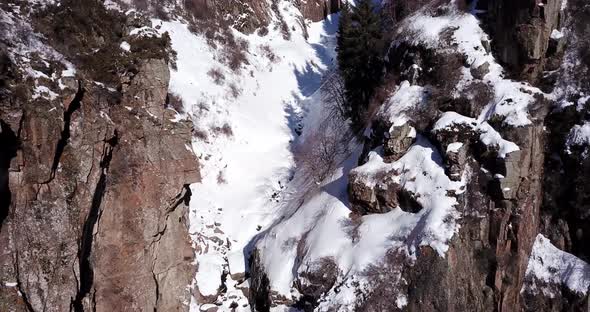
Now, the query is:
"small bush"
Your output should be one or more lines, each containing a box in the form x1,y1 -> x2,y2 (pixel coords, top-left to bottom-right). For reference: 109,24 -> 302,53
193,127 -> 208,141
213,123 -> 233,137
259,44 -> 278,63
222,32 -> 249,72
207,67 -> 225,85
228,83 -> 241,98
166,92 -> 184,113
257,26 -> 269,36
217,170 -> 226,184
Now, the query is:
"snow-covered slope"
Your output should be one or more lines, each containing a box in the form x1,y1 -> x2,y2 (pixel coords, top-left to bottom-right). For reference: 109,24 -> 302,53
141,2 -> 341,310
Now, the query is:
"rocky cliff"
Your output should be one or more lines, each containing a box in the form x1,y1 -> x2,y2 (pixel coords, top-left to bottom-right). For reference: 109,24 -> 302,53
2,0 -> 590,311
248,0 -> 590,311
0,1 -> 198,311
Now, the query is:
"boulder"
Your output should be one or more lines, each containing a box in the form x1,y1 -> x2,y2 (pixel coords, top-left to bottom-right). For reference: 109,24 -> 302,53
383,123 -> 415,162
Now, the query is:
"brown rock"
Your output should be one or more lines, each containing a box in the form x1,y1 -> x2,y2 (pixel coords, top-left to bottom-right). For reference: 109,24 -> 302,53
295,0 -> 341,22
470,61 -> 490,80
0,57 -> 199,312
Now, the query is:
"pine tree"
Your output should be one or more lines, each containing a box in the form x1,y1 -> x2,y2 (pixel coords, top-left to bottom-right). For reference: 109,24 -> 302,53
336,0 -> 384,128
336,3 -> 352,74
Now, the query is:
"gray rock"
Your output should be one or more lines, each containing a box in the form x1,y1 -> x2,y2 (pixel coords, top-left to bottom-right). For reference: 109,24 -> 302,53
470,61 -> 490,80
383,123 -> 415,162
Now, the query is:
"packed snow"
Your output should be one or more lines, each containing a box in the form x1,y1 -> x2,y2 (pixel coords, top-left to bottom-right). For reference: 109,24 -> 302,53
119,41 -> 131,51
134,2 -> 563,311
447,142 -> 464,153
550,29 -> 564,40
523,234 -> 590,297
350,136 -> 466,256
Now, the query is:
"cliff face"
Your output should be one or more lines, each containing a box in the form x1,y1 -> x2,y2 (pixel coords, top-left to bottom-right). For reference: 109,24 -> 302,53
294,0 -> 342,22
2,0 -> 589,311
0,1 -> 198,311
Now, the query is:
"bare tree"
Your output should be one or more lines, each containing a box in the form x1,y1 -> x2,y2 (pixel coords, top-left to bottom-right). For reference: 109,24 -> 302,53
320,70 -> 349,121
294,70 -> 354,185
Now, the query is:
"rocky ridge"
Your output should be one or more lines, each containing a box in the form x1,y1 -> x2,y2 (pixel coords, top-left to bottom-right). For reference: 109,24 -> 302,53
249,0 -> 590,311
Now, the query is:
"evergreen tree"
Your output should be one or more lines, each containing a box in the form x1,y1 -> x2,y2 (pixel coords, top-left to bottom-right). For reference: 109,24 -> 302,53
336,0 -> 384,128
336,3 -> 353,76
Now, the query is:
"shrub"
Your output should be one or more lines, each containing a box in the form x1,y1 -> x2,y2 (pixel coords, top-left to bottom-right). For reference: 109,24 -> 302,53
213,123 -> 233,137
207,67 -> 225,85
222,32 -> 249,72
166,92 -> 184,113
259,44 -> 278,63
228,83 -> 241,98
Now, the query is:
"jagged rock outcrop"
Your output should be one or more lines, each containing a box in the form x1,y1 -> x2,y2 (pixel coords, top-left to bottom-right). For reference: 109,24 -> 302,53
328,0 -> 585,310
0,1 -> 199,311
481,0 -> 566,84
294,0 -> 341,22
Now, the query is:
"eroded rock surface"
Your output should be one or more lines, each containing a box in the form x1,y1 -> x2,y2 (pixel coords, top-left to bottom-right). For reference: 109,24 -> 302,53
0,1 -> 199,311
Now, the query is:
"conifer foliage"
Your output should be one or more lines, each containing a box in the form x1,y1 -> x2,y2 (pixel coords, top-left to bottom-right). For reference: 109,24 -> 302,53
336,0 -> 384,128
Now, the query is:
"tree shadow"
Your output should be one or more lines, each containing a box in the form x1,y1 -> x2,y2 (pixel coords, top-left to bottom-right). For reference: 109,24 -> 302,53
241,10 -> 344,292
294,13 -> 339,98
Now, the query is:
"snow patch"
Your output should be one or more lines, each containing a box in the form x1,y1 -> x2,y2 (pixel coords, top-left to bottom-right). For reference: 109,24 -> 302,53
378,81 -> 428,126
446,142 -> 463,153
523,234 -> 590,297
565,122 -> 590,154
550,29 -> 564,40
119,41 -> 131,52
434,111 -> 519,158
406,10 -> 544,126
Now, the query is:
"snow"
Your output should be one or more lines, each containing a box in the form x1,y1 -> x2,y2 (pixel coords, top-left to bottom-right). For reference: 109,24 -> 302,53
129,26 -> 158,37
4,282 -> 17,287
154,5 -> 341,310
194,254 -> 225,297
523,234 -> 590,297
119,41 -> 131,52
406,10 -> 545,127
378,81 -> 428,126
433,111 -> 519,158
351,137 -> 465,256
565,122 -> 590,154
256,135 -> 466,309
227,250 -> 246,278
32,85 -> 59,100
550,29 -> 564,40
396,295 -> 408,309
447,142 -> 463,153
1,6 -> 76,98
